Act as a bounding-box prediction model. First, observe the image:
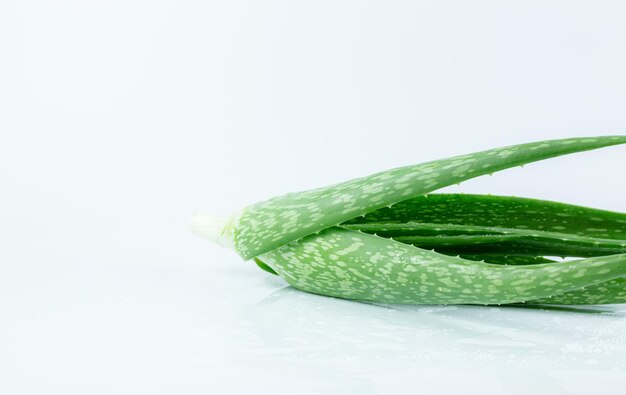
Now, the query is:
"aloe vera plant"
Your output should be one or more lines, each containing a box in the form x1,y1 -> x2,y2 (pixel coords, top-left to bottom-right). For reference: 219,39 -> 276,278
193,136 -> 626,305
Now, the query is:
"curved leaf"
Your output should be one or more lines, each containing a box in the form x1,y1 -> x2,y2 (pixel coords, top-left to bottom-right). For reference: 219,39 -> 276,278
259,227 -> 626,305
235,136 -> 626,259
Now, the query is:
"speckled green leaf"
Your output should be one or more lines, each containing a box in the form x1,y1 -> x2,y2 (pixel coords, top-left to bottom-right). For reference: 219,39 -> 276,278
255,250 -> 626,305
527,277 -> 626,305
431,239 -> 625,258
194,136 -> 626,305
343,220 -> 626,257
234,136 -> 626,260
456,255 -> 556,266
398,232 -> 626,257
345,193 -> 626,240
258,227 -> 626,305
519,256 -> 626,305
392,234 -> 524,247
341,221 -> 507,236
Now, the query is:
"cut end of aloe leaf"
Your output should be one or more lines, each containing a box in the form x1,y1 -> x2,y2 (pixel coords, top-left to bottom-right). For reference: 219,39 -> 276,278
191,212 -> 236,250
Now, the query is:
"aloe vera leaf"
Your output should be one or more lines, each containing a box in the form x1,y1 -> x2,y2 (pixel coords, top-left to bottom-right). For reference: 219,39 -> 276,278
254,258 -> 278,275
345,222 -> 626,248
257,253 -> 554,273
431,239 -> 626,258
343,221 -> 626,243
397,233 -> 626,257
343,221 -> 626,257
258,227 -> 626,305
527,277 -> 626,305
341,222 -> 506,236
419,253 -> 626,304
456,254 -> 556,265
345,194 -> 626,240
392,234 -> 524,247
253,233 -> 626,304
257,253 -> 556,274
234,136 -> 626,259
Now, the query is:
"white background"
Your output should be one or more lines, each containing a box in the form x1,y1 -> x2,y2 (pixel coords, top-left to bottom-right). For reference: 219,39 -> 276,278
1,1 -> 626,394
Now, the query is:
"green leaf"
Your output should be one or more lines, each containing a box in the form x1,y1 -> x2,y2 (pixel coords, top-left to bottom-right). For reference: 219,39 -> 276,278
235,136 -> 626,259
343,220 -> 626,257
527,277 -> 626,305
430,239 -> 625,258
341,221 -> 506,236
456,254 -> 556,265
254,258 -> 278,275
345,193 -> 626,240
258,227 -> 626,305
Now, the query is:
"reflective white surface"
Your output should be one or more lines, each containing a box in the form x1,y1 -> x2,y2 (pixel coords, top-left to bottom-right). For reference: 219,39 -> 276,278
2,1 -> 626,393
2,244 -> 626,394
